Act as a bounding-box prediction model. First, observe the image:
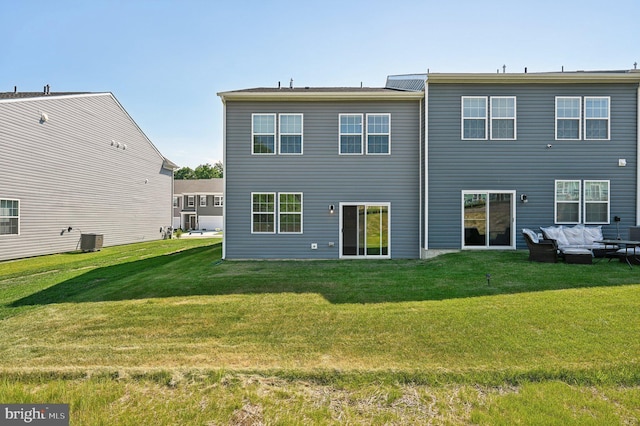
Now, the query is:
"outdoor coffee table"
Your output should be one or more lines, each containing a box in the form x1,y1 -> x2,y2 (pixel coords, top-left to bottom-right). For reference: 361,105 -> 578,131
596,239 -> 640,268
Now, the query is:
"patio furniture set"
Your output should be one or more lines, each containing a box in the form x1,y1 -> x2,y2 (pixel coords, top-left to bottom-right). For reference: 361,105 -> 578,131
522,224 -> 640,266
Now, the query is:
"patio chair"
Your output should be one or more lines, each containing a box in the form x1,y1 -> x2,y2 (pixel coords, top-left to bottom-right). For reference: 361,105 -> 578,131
522,228 -> 558,263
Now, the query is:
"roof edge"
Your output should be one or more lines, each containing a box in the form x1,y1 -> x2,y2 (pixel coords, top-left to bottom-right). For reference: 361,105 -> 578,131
217,89 -> 424,101
426,72 -> 640,84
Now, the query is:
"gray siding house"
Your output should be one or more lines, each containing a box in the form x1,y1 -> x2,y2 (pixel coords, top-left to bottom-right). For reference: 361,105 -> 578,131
0,90 -> 176,262
219,69 -> 640,259
173,178 -> 224,231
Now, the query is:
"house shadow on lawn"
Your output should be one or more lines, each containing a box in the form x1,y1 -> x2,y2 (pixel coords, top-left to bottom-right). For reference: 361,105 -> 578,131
10,243 -> 640,306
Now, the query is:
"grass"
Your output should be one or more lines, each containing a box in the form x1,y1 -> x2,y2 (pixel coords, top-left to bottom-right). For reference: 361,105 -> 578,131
0,238 -> 639,424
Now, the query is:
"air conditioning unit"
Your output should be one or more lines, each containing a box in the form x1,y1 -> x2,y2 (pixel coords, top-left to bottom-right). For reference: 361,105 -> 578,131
80,233 -> 104,252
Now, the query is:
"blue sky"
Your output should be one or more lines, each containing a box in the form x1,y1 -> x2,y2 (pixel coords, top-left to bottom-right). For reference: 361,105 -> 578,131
2,0 -> 638,169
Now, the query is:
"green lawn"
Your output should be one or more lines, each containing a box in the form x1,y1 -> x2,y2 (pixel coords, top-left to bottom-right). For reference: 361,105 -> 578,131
0,239 -> 639,424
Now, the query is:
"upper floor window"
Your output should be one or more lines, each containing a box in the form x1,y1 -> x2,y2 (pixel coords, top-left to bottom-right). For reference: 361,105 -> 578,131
366,114 -> 391,154
187,195 -> 195,207
585,97 -> 610,140
556,97 -> 581,140
173,196 -> 178,208
0,199 -> 19,235
462,97 -> 488,140
214,195 -> 224,207
200,196 -> 207,207
339,114 -> 363,154
252,114 -> 276,154
490,97 -> 516,140
279,114 -> 303,154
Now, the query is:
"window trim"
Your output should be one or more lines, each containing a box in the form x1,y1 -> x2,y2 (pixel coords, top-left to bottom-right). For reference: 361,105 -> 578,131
338,113 -> 364,155
252,113 -> 277,155
214,195 -> 224,207
278,113 -> 303,155
489,96 -> 517,140
555,96 -> 582,141
251,192 -> 276,234
366,113 -> 391,155
173,196 -> 178,208
584,96 -> 610,141
0,198 -> 20,236
278,192 -> 303,234
461,96 -> 488,140
199,196 -> 207,207
554,180 -> 582,224
187,195 -> 195,208
584,180 -> 610,224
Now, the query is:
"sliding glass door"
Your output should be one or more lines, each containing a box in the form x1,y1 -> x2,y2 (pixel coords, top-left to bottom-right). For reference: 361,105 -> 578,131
341,203 -> 390,258
462,191 -> 515,248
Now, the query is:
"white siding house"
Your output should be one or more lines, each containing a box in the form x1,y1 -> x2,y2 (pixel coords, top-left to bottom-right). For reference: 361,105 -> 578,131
0,90 -> 176,261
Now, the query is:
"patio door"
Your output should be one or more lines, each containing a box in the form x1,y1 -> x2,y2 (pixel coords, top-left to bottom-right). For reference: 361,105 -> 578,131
462,191 -> 515,249
341,203 -> 390,258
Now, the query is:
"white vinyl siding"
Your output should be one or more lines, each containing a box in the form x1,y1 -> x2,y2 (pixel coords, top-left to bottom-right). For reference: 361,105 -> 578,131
0,199 -> 19,235
584,97 -> 610,140
252,113 -> 276,154
462,97 -> 487,140
339,114 -> 363,154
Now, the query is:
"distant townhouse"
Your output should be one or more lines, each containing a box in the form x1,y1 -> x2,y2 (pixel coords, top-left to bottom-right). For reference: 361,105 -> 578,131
219,69 -> 640,259
0,90 -> 176,262
173,178 -> 224,231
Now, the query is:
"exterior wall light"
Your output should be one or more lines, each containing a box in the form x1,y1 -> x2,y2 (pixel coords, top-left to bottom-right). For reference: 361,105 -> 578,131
520,194 -> 528,203
329,205 -> 335,214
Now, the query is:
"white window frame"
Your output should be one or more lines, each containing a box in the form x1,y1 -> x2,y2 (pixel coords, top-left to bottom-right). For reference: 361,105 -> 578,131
278,113 -> 303,155
555,97 -> 582,140
554,180 -> 582,224
252,113 -> 277,155
584,97 -> 610,141
187,195 -> 195,207
584,180 -> 610,224
339,113 -> 364,155
490,96 -> 516,140
173,196 -> 178,208
278,192 -> 303,234
214,195 -> 224,207
461,96 -> 488,140
366,113 -> 391,154
251,192 -> 276,234
200,196 -> 207,207
0,198 -> 20,236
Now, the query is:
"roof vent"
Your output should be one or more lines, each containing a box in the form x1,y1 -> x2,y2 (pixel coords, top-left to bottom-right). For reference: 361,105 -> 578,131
289,78 -> 293,89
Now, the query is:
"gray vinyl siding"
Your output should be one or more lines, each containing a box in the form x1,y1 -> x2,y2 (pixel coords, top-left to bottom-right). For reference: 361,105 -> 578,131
0,94 -> 173,261
427,83 -> 638,249
225,99 -> 421,259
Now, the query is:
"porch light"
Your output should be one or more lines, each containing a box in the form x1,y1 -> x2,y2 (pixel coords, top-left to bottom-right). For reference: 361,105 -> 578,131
329,205 -> 335,214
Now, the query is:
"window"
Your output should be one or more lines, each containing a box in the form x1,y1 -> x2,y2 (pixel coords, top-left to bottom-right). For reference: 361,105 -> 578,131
279,114 -> 303,154
556,97 -> 581,140
339,114 -> 363,154
585,97 -> 610,140
200,196 -> 207,207
252,114 -> 276,154
187,195 -> 195,207
252,193 -> 275,233
584,180 -> 609,223
279,193 -> 303,233
462,97 -> 487,139
214,195 -> 224,207
490,97 -> 516,140
366,114 -> 390,154
0,199 -> 19,235
173,197 -> 178,208
555,180 -> 581,223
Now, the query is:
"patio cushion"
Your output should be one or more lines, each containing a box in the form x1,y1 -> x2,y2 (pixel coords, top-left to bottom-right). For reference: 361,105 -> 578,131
564,225 -> 586,246
583,225 -> 603,245
522,228 -> 539,244
540,226 -> 570,248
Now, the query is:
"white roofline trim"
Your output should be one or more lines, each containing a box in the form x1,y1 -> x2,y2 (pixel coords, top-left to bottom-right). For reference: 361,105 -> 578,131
217,90 -> 424,102
427,72 -> 640,84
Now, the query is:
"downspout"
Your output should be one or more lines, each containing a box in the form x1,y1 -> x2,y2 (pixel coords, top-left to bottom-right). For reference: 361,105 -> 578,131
418,98 -> 423,258
637,84 -> 640,226
424,80 -> 429,254
221,96 -> 227,259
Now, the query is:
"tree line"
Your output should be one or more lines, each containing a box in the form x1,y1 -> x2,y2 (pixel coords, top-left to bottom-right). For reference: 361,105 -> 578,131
174,161 -> 223,179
